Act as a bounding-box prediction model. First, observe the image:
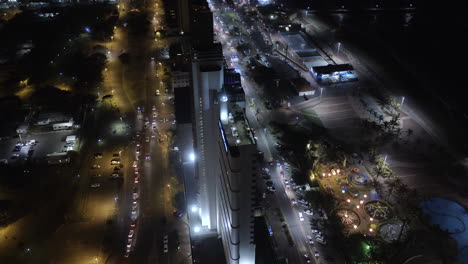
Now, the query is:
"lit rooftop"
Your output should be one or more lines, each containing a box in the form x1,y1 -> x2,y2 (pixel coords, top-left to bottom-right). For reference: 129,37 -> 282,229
220,103 -> 256,147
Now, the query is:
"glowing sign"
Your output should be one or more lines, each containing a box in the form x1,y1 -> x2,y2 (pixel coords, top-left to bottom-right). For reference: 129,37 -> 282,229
219,120 -> 228,152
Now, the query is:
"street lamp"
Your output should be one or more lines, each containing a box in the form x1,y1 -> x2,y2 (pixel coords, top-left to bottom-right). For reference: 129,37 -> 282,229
189,152 -> 195,162
191,205 -> 199,213
194,226 -> 201,233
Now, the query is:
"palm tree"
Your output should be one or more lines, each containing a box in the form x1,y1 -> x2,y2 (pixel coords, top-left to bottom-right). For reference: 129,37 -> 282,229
378,115 -> 384,124
395,127 -> 402,138
383,121 -> 390,130
406,129 -> 414,137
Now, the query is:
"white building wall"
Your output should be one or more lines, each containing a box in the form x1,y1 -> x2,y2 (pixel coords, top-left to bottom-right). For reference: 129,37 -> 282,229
191,55 -> 223,230
217,135 -> 257,264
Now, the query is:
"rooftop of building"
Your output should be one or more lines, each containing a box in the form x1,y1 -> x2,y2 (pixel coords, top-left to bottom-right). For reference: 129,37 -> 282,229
224,69 -> 241,85
220,102 -> 256,148
280,31 -> 316,52
312,63 -> 354,74
291,78 -> 315,92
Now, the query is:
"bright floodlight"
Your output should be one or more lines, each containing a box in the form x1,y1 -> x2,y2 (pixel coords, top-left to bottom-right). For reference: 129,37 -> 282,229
189,153 -> 195,162
194,226 -> 201,233
191,205 -> 198,213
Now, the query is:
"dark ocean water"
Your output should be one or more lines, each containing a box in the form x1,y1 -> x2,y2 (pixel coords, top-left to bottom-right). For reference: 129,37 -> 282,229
293,1 -> 468,152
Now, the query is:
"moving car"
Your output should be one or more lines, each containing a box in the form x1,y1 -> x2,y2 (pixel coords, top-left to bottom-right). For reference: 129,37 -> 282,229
92,164 -> 100,169
90,183 -> 100,188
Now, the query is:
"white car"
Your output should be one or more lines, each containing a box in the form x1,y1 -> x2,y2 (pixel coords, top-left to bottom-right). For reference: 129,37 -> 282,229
306,235 -> 314,245
316,236 -> 327,245
90,183 -> 100,188
163,244 -> 168,253
298,212 -> 304,222
304,209 -> 313,216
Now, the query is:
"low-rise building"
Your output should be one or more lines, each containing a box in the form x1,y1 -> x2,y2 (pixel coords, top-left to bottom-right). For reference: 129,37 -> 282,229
291,78 -> 316,96
52,118 -> 74,130
311,64 -> 358,83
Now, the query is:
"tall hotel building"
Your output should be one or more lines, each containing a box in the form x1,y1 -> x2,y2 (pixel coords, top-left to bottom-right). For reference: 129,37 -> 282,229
191,43 -> 224,231
190,44 -> 257,264
186,1 -> 257,263
217,70 -> 257,264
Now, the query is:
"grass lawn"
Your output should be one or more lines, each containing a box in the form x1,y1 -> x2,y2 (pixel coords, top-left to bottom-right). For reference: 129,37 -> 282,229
301,107 -> 323,127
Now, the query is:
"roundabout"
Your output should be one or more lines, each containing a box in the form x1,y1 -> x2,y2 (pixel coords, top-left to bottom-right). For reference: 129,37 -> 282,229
348,173 -> 370,185
378,219 -> 405,243
364,200 -> 393,221
336,208 -> 360,229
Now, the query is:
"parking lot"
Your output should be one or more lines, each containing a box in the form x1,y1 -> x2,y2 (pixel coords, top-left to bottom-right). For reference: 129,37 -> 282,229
0,130 -> 77,165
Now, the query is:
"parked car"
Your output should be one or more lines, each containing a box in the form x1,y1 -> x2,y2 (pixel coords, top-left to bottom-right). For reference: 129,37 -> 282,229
312,247 -> 320,257
316,236 -> 327,245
